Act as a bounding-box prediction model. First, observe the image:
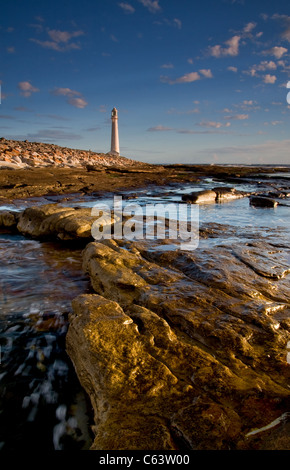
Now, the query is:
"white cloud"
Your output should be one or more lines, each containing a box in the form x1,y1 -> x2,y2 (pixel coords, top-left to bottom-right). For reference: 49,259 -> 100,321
147,125 -> 173,131
161,71 -> 200,85
31,29 -> 84,51
160,63 -> 174,69
262,46 -> 288,59
147,124 -> 232,134
271,121 -> 283,125
51,87 -> 88,108
118,2 -> 135,13
246,60 -> 277,77
138,0 -> 161,13
257,60 -> 277,70
7,129 -> 82,142
173,18 -> 182,29
271,14 -> 290,42
199,139 -> 290,164
263,74 -> 277,84
233,100 -> 260,111
48,29 -> 84,43
161,69 -> 213,85
277,60 -> 290,72
224,114 -> 249,120
167,107 -> 199,115
209,35 -> 241,57
68,97 -> 88,108
243,22 -> 256,33
199,69 -> 213,78
18,81 -> 39,97
228,66 -> 238,72
197,121 -> 231,128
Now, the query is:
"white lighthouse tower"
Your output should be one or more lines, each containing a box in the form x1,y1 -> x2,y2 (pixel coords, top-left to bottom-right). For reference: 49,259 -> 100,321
109,107 -> 120,156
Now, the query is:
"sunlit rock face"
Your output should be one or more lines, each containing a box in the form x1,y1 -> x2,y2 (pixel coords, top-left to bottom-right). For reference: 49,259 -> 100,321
182,188 -> 249,204
16,204 -> 97,240
66,238 -> 290,450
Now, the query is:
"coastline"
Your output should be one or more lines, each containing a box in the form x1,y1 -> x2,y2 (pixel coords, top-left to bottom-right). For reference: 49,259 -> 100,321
0,162 -> 289,202
0,157 -> 289,451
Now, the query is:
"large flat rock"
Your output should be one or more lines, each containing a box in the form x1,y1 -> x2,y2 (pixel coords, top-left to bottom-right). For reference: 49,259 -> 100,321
66,238 -> 290,450
16,204 -> 98,240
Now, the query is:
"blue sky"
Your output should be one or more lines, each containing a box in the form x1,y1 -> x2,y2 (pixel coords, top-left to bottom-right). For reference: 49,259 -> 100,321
0,0 -> 289,164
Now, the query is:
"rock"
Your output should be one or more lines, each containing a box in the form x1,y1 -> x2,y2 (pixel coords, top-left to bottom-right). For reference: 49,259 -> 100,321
11,156 -> 22,164
182,190 -> 217,203
213,187 -> 248,201
17,204 -> 101,240
0,138 -> 144,169
67,238 -> 290,450
250,196 -> 278,208
182,188 -> 248,204
0,210 -> 19,228
67,295 -> 183,450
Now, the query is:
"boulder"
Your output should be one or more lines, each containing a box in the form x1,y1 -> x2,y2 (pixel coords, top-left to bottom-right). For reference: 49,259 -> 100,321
182,190 -> 217,203
213,187 -> 248,201
182,188 -> 248,204
17,204 -> 109,240
250,196 -> 278,208
67,238 -> 290,450
0,210 -> 19,228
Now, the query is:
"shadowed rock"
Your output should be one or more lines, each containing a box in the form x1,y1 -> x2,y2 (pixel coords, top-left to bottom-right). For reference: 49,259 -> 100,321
0,210 -> 19,228
250,196 -> 278,208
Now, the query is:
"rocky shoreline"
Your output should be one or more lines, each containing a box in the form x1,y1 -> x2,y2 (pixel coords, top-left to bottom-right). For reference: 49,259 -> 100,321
0,138 -> 289,202
0,140 -> 289,450
0,195 -> 289,450
67,237 -> 290,450
0,138 -> 141,169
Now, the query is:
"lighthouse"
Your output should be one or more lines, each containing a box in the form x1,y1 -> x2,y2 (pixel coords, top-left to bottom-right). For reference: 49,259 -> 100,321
110,107 -> 120,156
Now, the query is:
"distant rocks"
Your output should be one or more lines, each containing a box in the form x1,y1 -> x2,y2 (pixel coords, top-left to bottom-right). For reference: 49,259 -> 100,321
182,187 -> 249,204
250,196 -> 278,208
0,138 -> 140,169
182,189 -> 217,203
181,185 -> 290,208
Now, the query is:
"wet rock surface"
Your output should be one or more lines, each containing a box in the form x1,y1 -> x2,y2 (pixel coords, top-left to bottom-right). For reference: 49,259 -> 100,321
0,141 -> 289,202
67,236 -> 290,450
1,159 -> 289,450
182,188 -> 249,204
16,204 -> 98,240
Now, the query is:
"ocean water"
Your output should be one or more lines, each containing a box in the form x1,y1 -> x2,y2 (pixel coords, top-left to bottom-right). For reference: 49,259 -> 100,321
0,236 -> 93,450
